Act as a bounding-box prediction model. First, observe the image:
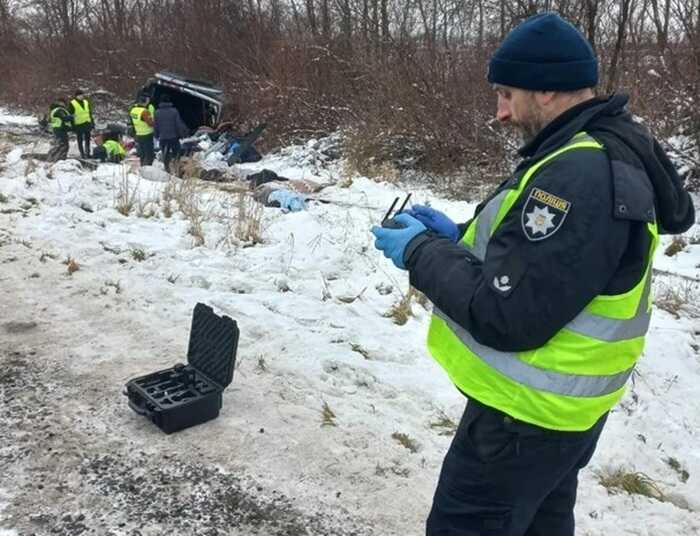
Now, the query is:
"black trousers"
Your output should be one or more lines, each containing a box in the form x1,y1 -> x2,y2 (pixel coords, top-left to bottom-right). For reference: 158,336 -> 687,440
160,138 -> 181,172
74,123 -> 92,158
426,399 -> 607,536
135,134 -> 154,166
48,132 -> 69,162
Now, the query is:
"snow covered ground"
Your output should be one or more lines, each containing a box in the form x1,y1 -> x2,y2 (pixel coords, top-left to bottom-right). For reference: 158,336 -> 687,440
1,107 -> 699,535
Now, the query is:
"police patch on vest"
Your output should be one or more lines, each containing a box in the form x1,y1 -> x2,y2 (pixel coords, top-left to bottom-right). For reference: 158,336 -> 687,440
521,188 -> 571,241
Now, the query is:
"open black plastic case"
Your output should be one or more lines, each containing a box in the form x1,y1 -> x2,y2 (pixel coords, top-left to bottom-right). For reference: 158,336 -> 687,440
125,303 -> 239,434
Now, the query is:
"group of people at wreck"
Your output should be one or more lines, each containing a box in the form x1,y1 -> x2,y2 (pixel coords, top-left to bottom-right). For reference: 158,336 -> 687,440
47,90 -> 187,172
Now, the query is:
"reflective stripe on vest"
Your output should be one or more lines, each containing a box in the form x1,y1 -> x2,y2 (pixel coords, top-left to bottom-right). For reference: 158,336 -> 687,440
433,308 -> 636,397
432,269 -> 651,398
70,99 -> 91,125
130,106 -> 153,136
427,132 -> 659,431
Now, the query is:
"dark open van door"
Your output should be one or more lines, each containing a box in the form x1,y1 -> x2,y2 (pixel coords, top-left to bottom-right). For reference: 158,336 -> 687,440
138,72 -> 224,131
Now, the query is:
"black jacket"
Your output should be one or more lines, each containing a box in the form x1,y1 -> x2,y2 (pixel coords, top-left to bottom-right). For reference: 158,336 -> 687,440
405,94 -> 695,352
154,102 -> 188,141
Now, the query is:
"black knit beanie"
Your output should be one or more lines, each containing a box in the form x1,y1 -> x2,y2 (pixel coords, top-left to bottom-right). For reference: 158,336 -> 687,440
488,13 -> 598,91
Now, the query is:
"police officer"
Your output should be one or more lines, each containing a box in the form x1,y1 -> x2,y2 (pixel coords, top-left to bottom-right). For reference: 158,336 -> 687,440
371,13 -> 695,536
69,89 -> 94,159
92,131 -> 126,163
47,99 -> 73,162
129,94 -> 155,166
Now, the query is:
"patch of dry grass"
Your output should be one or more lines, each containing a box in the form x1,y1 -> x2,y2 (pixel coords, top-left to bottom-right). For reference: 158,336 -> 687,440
596,467 -> 665,501
113,167 -> 139,216
664,236 -> 687,257
233,192 -> 264,244
63,257 -> 80,275
429,412 -> 457,436
384,286 -> 427,325
167,177 -> 217,247
321,401 -> 337,427
654,279 -> 700,318
391,432 -> 419,453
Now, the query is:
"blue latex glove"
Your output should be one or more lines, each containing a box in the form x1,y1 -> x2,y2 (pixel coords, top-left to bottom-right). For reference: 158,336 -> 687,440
405,204 -> 459,242
268,189 -> 308,212
371,213 -> 427,269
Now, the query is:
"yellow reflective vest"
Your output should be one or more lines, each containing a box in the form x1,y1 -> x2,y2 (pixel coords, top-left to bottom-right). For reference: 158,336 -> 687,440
70,98 -> 91,126
427,132 -> 659,431
50,106 -> 71,130
129,105 -> 154,136
103,140 -> 125,161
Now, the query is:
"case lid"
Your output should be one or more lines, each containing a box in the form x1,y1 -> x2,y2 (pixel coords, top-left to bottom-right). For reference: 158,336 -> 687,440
187,303 -> 239,388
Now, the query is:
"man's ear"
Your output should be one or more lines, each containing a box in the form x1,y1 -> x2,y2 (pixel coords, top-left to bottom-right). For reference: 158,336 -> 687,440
535,91 -> 557,107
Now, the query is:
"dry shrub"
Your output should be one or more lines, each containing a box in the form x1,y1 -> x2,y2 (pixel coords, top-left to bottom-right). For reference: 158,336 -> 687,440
171,176 -> 201,215
321,401 -> 337,427
391,432 -> 419,453
430,412 -> 457,436
161,179 -> 176,218
654,279 -> 700,318
596,467 -> 665,501
63,257 -> 80,275
385,286 -> 425,325
113,167 -> 139,217
169,177 -> 211,246
233,192 -> 264,244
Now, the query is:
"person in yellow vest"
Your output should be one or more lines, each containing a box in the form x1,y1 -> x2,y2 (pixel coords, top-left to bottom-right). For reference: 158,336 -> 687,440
129,95 -> 155,166
371,13 -> 695,536
47,99 -> 73,162
92,131 -> 126,163
68,89 -> 94,159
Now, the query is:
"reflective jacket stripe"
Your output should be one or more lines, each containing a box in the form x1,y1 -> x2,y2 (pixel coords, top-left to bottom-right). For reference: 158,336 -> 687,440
466,135 -> 603,260
470,190 -> 509,261
432,307 -> 635,397
565,273 -> 652,341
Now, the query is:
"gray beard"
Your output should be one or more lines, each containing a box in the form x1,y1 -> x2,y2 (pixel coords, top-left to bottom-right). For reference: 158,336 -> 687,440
519,120 -> 545,145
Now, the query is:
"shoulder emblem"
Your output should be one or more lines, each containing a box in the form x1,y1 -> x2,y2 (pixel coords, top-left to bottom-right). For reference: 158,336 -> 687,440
521,188 -> 571,241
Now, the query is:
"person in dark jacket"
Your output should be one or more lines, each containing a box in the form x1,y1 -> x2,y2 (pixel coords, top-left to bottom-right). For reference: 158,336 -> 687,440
371,13 -> 694,536
47,99 -> 73,162
68,89 -> 94,158
154,94 -> 189,173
